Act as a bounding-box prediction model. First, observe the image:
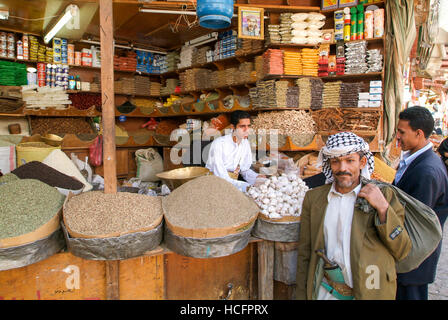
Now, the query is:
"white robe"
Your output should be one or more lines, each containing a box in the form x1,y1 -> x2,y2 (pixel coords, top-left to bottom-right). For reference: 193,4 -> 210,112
317,182 -> 361,300
205,133 -> 258,192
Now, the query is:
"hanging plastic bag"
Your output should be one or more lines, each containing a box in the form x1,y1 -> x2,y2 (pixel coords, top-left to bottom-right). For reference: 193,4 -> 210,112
89,135 -> 103,167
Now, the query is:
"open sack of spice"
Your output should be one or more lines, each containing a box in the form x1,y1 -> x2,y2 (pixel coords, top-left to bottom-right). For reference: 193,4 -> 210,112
9,161 -> 85,195
61,191 -> 164,260
162,175 -> 259,258
0,179 -> 66,270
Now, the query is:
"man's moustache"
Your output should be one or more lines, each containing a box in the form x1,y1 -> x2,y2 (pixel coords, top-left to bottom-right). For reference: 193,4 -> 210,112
335,172 -> 352,177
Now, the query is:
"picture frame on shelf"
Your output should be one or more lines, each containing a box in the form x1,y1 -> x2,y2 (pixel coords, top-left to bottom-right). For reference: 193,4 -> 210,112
338,0 -> 358,8
321,0 -> 338,10
238,7 -> 264,40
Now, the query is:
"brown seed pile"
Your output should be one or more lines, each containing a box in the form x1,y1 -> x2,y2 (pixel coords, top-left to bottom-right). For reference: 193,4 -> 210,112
64,191 -> 163,236
162,175 -> 259,229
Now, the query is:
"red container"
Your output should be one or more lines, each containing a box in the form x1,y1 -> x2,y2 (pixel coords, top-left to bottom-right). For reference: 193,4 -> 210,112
37,62 -> 46,72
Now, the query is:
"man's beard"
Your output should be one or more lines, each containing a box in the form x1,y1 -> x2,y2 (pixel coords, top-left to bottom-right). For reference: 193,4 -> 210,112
334,172 -> 357,189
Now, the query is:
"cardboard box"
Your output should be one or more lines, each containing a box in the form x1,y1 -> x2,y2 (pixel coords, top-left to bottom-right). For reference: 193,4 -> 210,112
358,92 -> 370,100
370,87 -> 382,94
358,100 -> 370,108
369,93 -> 382,101
370,80 -> 382,88
369,100 -> 382,108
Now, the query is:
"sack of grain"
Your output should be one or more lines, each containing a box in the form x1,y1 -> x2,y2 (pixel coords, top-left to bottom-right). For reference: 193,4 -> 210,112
61,191 -> 163,260
0,139 -> 16,174
135,148 -> 164,182
162,175 -> 259,258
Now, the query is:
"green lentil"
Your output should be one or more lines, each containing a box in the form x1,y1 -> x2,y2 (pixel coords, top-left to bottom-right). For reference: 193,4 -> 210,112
0,173 -> 19,184
0,179 -> 65,239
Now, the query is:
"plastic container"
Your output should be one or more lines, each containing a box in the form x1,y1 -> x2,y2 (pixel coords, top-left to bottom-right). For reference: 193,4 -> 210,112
197,0 -> 233,29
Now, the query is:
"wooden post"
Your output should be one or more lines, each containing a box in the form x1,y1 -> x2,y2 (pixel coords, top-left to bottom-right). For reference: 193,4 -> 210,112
257,240 -> 274,300
100,0 -> 119,300
99,0 -> 117,194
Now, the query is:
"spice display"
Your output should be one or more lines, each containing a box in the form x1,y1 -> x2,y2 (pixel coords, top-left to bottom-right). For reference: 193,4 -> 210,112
117,100 -> 136,114
11,161 -> 84,190
131,97 -> 157,114
0,173 -> 19,184
155,119 -> 182,136
247,173 -> 309,219
297,77 -> 323,110
312,108 -> 381,132
64,192 -> 163,236
31,117 -> 94,135
322,81 -> 342,108
162,175 -> 259,229
0,179 -> 65,239
236,39 -> 263,56
0,96 -> 23,113
69,92 -> 101,110
250,80 -> 276,109
252,110 -> 316,136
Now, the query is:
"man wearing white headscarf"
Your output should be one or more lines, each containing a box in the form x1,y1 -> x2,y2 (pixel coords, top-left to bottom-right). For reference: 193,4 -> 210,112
296,132 -> 412,300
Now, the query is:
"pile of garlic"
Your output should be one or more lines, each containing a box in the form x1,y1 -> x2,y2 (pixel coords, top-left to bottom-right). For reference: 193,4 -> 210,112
246,173 -> 309,219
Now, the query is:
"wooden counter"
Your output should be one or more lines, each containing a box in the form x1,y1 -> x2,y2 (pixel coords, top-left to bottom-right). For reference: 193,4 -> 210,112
0,238 -> 279,300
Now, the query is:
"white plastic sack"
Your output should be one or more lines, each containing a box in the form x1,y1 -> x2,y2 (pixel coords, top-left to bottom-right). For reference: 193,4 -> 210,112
292,29 -> 308,37
307,12 -> 326,21
292,22 -> 308,30
43,150 -> 93,192
291,13 -> 309,22
135,148 -> 164,182
71,153 -> 93,183
0,144 -> 16,174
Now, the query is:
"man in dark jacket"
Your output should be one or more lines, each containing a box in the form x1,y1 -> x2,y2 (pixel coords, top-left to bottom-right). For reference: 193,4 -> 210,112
393,106 -> 448,300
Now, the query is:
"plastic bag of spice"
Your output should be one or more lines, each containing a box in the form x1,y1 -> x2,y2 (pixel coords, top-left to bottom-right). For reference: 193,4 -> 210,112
135,148 -> 164,182
89,135 -> 103,167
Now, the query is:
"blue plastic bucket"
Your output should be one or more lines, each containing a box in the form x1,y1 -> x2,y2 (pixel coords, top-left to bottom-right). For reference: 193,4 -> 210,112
197,0 -> 234,29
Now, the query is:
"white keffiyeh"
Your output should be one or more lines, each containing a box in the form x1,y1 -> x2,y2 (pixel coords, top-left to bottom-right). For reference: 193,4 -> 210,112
317,132 -> 374,184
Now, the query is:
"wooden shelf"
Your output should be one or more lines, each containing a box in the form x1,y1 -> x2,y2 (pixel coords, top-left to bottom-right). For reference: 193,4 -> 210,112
320,72 -> 383,80
321,0 -> 385,13
24,105 -> 101,117
235,3 -> 320,12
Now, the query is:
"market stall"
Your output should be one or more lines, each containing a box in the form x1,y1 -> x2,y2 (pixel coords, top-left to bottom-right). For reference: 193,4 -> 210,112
0,0 -> 402,300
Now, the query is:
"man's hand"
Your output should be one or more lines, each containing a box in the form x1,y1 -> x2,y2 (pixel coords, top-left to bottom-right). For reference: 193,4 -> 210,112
358,183 -> 389,224
254,176 -> 268,187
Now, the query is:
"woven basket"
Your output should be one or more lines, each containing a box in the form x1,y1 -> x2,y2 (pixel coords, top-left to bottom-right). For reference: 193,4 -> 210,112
16,142 -> 60,167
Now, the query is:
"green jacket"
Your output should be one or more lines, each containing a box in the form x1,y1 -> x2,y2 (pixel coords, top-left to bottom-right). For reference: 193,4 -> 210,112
296,183 -> 412,300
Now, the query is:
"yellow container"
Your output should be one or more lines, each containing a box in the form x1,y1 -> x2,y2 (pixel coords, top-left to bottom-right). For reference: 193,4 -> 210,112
16,142 -> 61,167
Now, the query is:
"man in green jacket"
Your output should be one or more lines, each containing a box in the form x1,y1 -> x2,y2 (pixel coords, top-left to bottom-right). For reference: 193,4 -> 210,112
296,132 -> 412,300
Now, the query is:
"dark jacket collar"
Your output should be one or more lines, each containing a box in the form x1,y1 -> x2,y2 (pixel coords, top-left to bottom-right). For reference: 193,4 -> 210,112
393,148 -> 434,187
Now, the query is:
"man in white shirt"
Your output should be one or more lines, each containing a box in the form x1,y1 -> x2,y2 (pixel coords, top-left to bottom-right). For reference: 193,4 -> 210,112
206,111 -> 264,192
296,132 -> 411,300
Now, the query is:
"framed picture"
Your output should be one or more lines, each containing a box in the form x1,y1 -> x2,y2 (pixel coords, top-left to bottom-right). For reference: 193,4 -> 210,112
238,7 -> 264,40
321,0 -> 338,11
338,0 -> 358,8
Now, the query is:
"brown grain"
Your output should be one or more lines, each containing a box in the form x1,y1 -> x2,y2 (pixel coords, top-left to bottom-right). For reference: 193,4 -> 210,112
162,175 -> 259,229
64,191 -> 163,236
